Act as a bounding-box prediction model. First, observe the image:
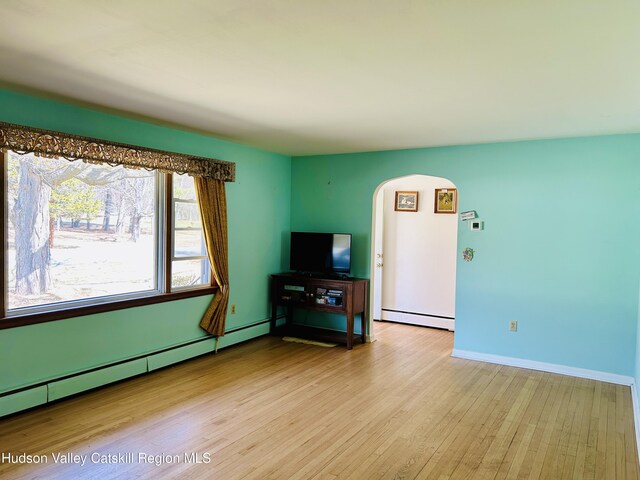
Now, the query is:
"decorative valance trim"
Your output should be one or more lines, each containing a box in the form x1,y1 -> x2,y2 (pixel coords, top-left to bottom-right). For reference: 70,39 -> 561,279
0,121 -> 235,182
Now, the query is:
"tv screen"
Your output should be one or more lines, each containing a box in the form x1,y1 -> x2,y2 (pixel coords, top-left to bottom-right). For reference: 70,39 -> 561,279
290,232 -> 351,274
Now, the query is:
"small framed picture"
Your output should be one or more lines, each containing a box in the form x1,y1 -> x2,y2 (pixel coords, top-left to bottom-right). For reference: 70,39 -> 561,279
395,191 -> 418,212
434,188 -> 457,214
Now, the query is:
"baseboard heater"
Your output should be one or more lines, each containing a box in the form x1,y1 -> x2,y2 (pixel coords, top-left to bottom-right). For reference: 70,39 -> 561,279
0,317 -> 282,418
380,308 -> 455,331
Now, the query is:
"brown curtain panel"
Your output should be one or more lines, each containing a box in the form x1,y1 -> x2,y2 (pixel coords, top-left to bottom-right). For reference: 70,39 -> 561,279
194,177 -> 229,337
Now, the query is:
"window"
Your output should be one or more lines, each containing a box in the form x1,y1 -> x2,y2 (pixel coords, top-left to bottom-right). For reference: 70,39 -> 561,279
3,150 -> 214,324
171,174 -> 210,289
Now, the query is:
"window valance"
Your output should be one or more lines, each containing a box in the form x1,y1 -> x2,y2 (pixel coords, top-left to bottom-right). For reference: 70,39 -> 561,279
0,122 -> 235,182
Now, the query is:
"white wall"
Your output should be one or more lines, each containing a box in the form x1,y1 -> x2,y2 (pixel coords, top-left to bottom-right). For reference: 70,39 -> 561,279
381,175 -> 457,327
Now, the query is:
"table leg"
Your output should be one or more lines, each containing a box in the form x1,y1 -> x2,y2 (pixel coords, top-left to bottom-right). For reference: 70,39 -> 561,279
270,300 -> 278,335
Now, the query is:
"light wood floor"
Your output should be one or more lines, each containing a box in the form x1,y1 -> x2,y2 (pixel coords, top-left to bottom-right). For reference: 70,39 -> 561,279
0,322 -> 638,479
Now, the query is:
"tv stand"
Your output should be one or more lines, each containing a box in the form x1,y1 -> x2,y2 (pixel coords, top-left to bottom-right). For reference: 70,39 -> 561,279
270,273 -> 369,349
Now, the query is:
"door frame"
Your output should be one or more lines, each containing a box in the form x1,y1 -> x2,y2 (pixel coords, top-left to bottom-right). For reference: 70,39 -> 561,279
368,174 -> 459,342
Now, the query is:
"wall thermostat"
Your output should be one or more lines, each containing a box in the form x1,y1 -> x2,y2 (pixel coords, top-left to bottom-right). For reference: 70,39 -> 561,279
470,220 -> 484,231
460,210 -> 477,221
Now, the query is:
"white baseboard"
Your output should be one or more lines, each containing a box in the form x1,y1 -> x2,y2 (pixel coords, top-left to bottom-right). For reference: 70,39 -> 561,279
381,310 -> 454,331
451,349 -> 634,386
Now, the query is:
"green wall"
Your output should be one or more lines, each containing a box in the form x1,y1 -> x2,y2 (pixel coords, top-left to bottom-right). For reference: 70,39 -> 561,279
636,282 -> 640,396
2,87 -> 639,393
291,135 -> 640,376
0,89 -> 291,393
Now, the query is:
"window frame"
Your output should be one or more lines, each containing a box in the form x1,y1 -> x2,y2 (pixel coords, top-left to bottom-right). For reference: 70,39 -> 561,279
0,153 -> 216,330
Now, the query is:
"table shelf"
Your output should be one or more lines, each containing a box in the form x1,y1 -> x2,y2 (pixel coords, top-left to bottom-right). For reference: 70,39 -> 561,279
270,273 -> 369,350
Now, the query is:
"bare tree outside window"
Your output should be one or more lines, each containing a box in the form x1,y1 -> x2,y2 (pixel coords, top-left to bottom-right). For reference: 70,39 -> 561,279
171,173 -> 210,289
7,151 -> 157,310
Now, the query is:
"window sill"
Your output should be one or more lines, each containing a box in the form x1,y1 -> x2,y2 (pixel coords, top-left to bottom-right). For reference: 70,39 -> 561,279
0,287 -> 218,330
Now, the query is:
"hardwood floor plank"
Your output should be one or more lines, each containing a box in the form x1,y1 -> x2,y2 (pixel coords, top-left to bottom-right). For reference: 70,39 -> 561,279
569,379 -> 594,480
0,322 -> 637,480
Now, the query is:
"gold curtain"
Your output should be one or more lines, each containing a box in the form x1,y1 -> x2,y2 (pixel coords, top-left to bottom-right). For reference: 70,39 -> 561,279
194,177 -> 229,337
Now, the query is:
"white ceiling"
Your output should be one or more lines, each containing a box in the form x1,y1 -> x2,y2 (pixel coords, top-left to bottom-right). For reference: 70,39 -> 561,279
0,0 -> 639,156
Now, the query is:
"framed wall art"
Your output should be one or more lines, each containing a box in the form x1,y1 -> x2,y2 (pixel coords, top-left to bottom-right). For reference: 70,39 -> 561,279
395,191 -> 418,212
434,188 -> 457,214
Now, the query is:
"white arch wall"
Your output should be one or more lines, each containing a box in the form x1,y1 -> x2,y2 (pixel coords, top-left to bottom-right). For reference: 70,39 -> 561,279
376,174 -> 458,330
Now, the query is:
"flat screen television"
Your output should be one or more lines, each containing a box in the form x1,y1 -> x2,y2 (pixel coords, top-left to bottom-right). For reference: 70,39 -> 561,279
290,232 -> 351,275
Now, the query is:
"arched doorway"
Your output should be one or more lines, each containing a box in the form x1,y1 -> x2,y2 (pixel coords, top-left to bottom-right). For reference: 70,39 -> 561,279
368,174 -> 458,340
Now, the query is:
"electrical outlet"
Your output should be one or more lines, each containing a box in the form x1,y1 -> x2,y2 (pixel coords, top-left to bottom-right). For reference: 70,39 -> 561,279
509,320 -> 518,332
231,304 -> 236,314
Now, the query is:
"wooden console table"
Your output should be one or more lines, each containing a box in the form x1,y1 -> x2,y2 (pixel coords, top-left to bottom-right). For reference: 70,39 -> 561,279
270,273 -> 369,350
